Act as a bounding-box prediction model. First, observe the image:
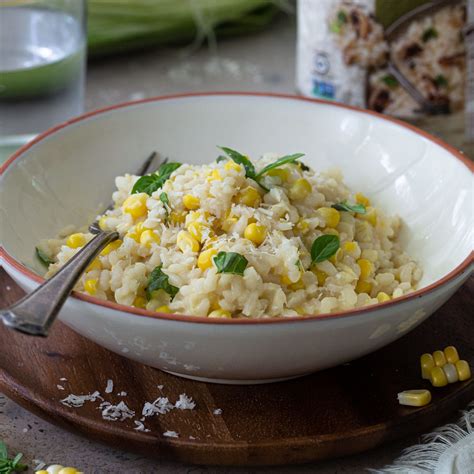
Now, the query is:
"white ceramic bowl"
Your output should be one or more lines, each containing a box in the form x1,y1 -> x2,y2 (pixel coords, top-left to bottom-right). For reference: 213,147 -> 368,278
1,93 -> 472,384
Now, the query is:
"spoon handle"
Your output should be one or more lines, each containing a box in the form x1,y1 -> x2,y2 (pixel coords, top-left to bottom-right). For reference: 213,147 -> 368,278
1,231 -> 119,337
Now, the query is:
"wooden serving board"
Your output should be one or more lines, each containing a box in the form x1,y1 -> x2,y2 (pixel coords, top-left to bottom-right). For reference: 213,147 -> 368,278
0,269 -> 473,466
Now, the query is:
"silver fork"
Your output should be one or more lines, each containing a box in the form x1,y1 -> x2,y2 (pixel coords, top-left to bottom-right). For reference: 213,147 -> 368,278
1,152 -> 161,337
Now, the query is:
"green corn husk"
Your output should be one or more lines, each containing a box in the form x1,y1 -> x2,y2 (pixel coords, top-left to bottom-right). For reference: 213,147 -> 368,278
87,0 -> 283,57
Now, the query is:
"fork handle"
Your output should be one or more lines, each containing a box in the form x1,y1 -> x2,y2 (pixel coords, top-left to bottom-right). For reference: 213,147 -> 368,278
1,231 -> 119,337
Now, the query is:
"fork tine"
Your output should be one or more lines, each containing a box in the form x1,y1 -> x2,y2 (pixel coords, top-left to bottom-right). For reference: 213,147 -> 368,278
137,151 -> 158,176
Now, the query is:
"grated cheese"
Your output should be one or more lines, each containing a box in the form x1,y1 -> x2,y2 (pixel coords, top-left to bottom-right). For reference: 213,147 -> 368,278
142,397 -> 174,417
134,420 -> 150,432
175,394 -> 196,410
163,430 -> 179,438
99,401 -> 135,421
105,379 -> 114,394
60,391 -> 103,408
118,391 -> 128,397
56,385 -> 65,391
213,408 -> 222,415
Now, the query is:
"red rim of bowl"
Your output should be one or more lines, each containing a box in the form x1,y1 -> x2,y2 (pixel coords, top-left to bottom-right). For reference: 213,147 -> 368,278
1,91 -> 473,325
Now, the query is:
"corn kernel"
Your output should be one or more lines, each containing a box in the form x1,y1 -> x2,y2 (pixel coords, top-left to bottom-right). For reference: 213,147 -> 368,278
208,309 -> 232,318
224,161 -> 242,172
442,363 -> 459,384
207,169 -> 222,181
324,227 -> 340,236
183,194 -> 200,210
66,233 -> 86,249
359,206 -> 377,226
46,465 -> 64,474
36,471 -> 49,474
343,241 -> 357,253
123,193 -> 148,218
244,223 -> 267,245
170,211 -> 185,225
58,469 -> 80,474
187,221 -> 206,242
317,207 -> 340,228
377,292 -> 391,303
140,229 -> 160,248
177,230 -> 200,253
289,178 -> 312,200
156,305 -> 171,313
329,247 -> 343,264
289,279 -> 305,291
198,248 -> 218,271
355,192 -> 370,207
397,389 -> 431,407
296,219 -> 309,234
133,296 -> 147,309
86,258 -> 101,272
357,259 -> 374,279
126,230 -> 140,242
444,346 -> 459,364
267,168 -> 289,181
355,280 -> 372,294
430,366 -> 448,387
433,350 -> 447,367
237,186 -> 261,208
281,274 -> 293,285
84,279 -> 98,295
314,269 -> 327,286
456,360 -> 471,381
221,216 -> 238,232
295,306 -> 306,315
98,215 -> 108,230
100,239 -> 122,256
420,353 -> 435,379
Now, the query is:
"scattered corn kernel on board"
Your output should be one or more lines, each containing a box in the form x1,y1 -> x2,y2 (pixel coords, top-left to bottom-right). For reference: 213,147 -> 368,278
0,269 -> 472,466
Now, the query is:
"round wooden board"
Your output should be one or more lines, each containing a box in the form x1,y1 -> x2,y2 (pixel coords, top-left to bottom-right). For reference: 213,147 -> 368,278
0,270 -> 473,466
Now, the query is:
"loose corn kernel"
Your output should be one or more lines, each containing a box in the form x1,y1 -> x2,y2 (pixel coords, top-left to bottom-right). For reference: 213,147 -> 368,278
267,168 -> 290,181
208,309 -> 232,318
207,169 -> 222,181
343,241 -> 357,253
122,193 -> 148,218
289,178 -> 312,200
237,186 -> 261,208
355,192 -> 370,207
198,248 -> 218,271
377,292 -> 391,303
433,350 -> 447,367
444,346 -> 459,364
317,207 -> 340,228
66,233 -> 86,249
430,366 -> 448,387
314,269 -> 327,286
224,161 -> 242,172
140,229 -> 160,248
420,353 -> 435,380
244,223 -> 267,245
443,363 -> 459,384
86,258 -> 101,272
397,389 -> 431,407
100,239 -> 122,256
58,469 -> 80,474
98,215 -> 108,230
324,227 -> 339,236
358,206 -> 377,226
156,305 -> 171,313
177,230 -> 200,253
183,194 -> 200,210
133,296 -> 147,309
84,279 -> 98,295
456,360 -> 471,381
170,211 -> 185,225
357,258 -> 374,279
221,216 -> 238,232
355,280 -> 372,294
296,218 -> 309,234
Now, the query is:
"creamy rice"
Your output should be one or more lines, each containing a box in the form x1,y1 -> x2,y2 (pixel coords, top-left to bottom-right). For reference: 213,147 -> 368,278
38,151 -> 422,318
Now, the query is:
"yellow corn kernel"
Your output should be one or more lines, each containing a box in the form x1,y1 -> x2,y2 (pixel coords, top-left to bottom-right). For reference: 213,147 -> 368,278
314,269 -> 327,286
430,366 -> 448,387
221,216 -> 237,232
343,241 -> 357,253
444,346 -> 459,364
237,186 -> 261,208
207,169 -> 222,181
329,248 -> 343,264
66,233 -> 86,249
442,363 -> 459,384
84,279 -> 98,295
198,248 -> 218,271
456,360 -> 471,381
44,466 -> 64,474
397,389 -> 431,407
58,469 -> 80,474
296,218 -> 309,234
289,279 -> 305,291
187,221 -> 206,242
281,274 -> 293,285
267,168 -> 290,181
377,292 -> 391,303
295,306 -> 306,315
224,161 -> 242,172
355,280 -> 372,294
86,258 -> 101,272
126,230 -> 140,242
420,353 -> 435,380
289,178 -> 312,200
122,193 -> 148,218
359,206 -> 377,226
100,239 -> 122,256
177,230 -> 200,253
170,211 -> 185,225
140,229 -> 160,248
98,215 -> 108,230
36,471 -> 50,474
433,350 -> 447,367
324,227 -> 339,236
208,309 -> 232,318
183,194 -> 200,210
355,192 -> 370,207
132,296 -> 147,309
317,207 -> 340,228
244,223 -> 267,245
156,305 -> 171,313
357,258 -> 374,280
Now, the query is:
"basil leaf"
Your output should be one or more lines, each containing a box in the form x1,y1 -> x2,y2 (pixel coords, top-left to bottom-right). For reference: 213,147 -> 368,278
434,74 -> 448,88
311,235 -> 340,264
299,161 -> 311,172
381,74 -> 398,89
218,146 -> 256,179
255,153 -> 305,178
216,155 -> 228,163
146,265 -> 179,300
422,27 -> 438,42
157,162 -> 182,179
332,201 -> 366,214
213,251 -> 248,276
159,192 -> 169,207
330,10 -> 347,33
132,162 -> 181,195
35,246 -> 54,266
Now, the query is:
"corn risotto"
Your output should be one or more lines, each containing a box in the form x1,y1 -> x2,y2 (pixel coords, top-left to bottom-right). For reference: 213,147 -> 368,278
37,148 -> 422,318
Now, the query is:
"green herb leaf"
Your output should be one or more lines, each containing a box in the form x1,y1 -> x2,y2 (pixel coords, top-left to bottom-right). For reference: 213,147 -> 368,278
332,201 -> 366,214
381,74 -> 399,89
213,251 -> 248,276
35,246 -> 54,266
159,192 -> 169,207
422,27 -> 438,42
330,10 -> 347,33
0,442 -> 7,459
132,162 -> 181,195
255,153 -> 305,178
218,146 -> 256,179
299,161 -> 311,172
216,155 -> 228,163
434,74 -> 448,88
146,266 -> 179,300
0,443 -> 27,473
311,235 -> 340,264
337,10 -> 347,23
